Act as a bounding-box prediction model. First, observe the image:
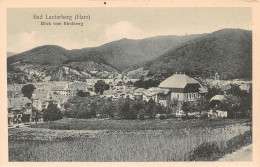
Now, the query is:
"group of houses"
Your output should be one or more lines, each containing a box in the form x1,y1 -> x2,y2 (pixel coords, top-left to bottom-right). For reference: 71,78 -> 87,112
8,73 -> 235,126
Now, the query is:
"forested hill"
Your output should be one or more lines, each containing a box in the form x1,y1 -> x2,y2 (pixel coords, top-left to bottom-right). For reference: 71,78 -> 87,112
7,34 -> 204,71
145,29 -> 252,80
7,28 -> 252,80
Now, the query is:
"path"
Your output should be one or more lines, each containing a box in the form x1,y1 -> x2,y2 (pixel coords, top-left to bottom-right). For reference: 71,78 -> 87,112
218,144 -> 252,161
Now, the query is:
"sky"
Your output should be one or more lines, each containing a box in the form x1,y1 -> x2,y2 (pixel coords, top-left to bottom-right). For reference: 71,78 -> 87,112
7,8 -> 252,53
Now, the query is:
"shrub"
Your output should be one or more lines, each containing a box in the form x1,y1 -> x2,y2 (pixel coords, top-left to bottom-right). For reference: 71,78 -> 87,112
189,142 -> 221,161
159,115 -> 166,120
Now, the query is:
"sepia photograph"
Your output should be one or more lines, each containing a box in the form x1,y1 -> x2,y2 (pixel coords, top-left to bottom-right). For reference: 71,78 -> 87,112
1,2 -> 258,165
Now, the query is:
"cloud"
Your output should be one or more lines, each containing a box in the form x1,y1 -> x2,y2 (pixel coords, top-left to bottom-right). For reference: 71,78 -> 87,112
7,21 -> 151,52
7,31 -> 92,52
103,21 -> 148,43
8,31 -> 37,53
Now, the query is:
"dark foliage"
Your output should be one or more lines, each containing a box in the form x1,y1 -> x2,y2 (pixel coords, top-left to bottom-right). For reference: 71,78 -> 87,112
133,79 -> 161,89
64,96 -> 174,120
21,84 -> 36,99
77,90 -> 90,97
94,80 -> 110,95
43,103 -> 63,121
7,34 -> 203,71
189,142 -> 221,161
145,29 -> 252,80
189,130 -> 252,161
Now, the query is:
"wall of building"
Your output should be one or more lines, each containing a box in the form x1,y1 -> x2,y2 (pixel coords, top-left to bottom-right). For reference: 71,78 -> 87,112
171,92 -> 199,101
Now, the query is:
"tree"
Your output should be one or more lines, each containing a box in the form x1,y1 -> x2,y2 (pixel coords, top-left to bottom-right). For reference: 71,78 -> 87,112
43,103 -> 63,121
32,109 -> 40,124
205,86 -> 223,101
168,99 -> 179,114
77,90 -> 90,97
138,109 -> 146,120
21,84 -> 36,99
89,101 -> 99,117
102,98 -> 117,118
195,97 -> 209,112
119,96 -> 132,119
226,84 -> 242,97
182,101 -> 196,117
146,99 -> 156,118
219,95 -> 242,118
94,80 -> 110,95
78,102 -> 92,119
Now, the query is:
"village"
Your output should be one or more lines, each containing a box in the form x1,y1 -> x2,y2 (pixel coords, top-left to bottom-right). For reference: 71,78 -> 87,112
7,68 -> 252,126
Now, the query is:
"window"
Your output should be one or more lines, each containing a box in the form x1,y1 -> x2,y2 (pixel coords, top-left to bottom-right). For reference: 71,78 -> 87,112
187,94 -> 189,99
177,94 -> 179,99
194,93 -> 196,98
190,94 -> 192,99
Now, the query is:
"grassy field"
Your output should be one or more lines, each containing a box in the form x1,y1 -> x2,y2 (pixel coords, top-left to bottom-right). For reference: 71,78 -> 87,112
9,118 -> 252,161
29,118 -> 251,130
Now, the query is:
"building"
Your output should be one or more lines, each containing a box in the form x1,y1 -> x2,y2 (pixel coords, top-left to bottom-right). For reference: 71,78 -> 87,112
208,95 -> 228,118
51,85 -> 71,96
159,73 -> 207,101
8,97 -> 33,125
133,88 -> 146,100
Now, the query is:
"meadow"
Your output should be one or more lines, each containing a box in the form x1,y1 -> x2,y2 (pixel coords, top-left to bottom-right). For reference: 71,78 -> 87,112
29,117 -> 251,130
9,118 -> 252,161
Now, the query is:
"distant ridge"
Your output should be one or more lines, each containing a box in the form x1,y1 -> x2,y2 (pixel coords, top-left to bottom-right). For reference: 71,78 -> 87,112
144,29 -> 252,79
7,34 -> 204,70
7,28 -> 252,80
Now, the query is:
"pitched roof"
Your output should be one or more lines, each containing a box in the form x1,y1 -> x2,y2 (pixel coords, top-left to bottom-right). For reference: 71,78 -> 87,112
8,97 -> 32,108
159,74 -> 199,89
134,88 -> 146,93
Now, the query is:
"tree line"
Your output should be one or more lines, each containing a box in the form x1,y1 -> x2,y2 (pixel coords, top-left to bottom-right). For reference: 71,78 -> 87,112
19,82 -> 252,121
64,96 -> 171,120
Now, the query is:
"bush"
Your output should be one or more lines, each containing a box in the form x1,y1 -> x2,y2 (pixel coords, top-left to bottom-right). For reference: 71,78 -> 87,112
189,142 -> 221,161
159,115 -> 166,120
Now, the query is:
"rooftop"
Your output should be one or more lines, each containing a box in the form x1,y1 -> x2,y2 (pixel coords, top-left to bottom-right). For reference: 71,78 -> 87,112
159,74 -> 199,89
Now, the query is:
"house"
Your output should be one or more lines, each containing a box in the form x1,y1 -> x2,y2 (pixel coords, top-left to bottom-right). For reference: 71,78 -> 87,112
49,94 -> 68,111
102,90 -> 116,98
8,97 -> 33,125
43,76 -> 51,81
32,98 -> 42,111
133,88 -> 146,100
159,73 -> 207,101
157,88 -> 171,107
143,89 -> 158,102
143,87 -> 170,107
208,95 -> 228,118
239,83 -> 252,92
114,81 -> 126,91
45,97 -> 62,110
128,87 -> 137,99
32,91 -> 50,110
51,85 -> 71,96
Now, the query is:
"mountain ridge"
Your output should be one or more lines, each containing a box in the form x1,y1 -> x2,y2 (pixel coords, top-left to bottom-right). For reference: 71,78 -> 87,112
7,28 -> 252,82
145,28 -> 252,79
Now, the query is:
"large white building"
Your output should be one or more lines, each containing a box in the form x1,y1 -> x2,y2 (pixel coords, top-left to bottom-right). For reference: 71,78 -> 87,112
159,73 -> 207,101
